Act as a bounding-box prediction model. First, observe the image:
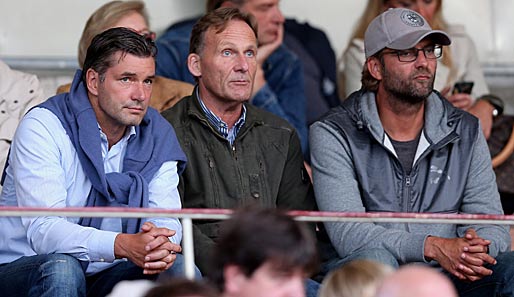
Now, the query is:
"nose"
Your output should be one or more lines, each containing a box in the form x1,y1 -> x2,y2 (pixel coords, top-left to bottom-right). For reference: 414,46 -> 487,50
132,82 -> 148,102
234,54 -> 250,72
272,6 -> 285,24
414,49 -> 429,67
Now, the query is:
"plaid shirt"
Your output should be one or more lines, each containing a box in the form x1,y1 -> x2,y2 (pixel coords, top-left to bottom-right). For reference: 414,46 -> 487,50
197,90 -> 246,146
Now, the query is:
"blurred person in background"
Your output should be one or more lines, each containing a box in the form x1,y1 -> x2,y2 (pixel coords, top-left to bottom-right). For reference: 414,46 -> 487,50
107,278 -> 220,297
144,279 -> 219,297
318,260 -> 393,297
376,265 -> 457,297
56,0 -> 193,112
0,60 -> 44,177
208,208 -> 318,297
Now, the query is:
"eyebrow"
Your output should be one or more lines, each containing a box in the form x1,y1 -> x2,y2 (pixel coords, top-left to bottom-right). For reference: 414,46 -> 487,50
119,71 -> 137,77
118,72 -> 156,80
219,40 -> 257,50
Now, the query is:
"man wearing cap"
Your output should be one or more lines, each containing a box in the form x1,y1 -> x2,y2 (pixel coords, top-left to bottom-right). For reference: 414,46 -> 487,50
311,8 -> 514,295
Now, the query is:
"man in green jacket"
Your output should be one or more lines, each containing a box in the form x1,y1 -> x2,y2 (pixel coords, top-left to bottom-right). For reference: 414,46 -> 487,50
161,8 -> 314,274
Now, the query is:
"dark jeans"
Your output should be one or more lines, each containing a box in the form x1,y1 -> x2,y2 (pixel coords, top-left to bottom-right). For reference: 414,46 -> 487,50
316,247 -> 400,281
0,254 -> 86,297
0,253 -> 194,297
157,253 -> 202,281
87,260 -> 157,296
447,251 -> 514,297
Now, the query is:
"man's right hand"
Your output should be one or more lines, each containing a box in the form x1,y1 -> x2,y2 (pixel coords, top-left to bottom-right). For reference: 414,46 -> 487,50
114,222 -> 181,274
424,232 -> 495,281
460,229 -> 497,273
140,222 -> 182,274
256,24 -> 283,66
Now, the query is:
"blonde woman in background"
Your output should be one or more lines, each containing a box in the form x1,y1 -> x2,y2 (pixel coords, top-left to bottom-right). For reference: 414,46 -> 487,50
318,260 -> 393,297
338,0 -> 500,139
57,1 -> 193,112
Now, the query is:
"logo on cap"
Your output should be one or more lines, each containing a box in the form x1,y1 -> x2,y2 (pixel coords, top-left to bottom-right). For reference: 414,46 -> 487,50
400,11 -> 424,27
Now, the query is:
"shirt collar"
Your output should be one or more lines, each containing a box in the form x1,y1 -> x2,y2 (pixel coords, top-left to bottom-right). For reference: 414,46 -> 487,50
97,123 -> 137,143
196,88 -> 246,143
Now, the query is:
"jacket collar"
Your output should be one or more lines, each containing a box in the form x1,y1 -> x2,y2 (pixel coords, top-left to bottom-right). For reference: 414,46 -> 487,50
186,86 -> 264,137
344,89 -> 463,146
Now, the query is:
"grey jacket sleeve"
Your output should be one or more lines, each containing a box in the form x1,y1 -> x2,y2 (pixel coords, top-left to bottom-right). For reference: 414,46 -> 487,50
456,124 -> 510,257
310,122 -> 428,264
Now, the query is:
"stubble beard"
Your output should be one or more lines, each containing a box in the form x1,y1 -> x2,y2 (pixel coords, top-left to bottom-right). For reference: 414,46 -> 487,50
382,67 -> 434,106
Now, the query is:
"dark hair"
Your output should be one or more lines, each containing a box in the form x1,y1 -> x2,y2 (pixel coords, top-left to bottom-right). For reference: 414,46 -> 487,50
189,7 -> 257,56
208,208 -> 319,291
82,27 -> 157,83
361,53 -> 384,92
144,279 -> 219,297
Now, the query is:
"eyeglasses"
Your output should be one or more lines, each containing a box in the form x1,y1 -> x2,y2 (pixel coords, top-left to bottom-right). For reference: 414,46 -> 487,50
381,45 -> 443,62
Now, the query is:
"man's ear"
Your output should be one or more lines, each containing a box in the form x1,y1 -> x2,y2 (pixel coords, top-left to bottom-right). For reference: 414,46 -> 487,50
367,57 -> 383,81
86,68 -> 100,96
223,265 -> 247,294
187,53 -> 202,77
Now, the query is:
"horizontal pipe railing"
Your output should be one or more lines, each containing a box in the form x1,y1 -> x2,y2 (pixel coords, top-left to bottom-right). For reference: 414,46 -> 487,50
1,206 -> 514,225
1,206 -> 514,279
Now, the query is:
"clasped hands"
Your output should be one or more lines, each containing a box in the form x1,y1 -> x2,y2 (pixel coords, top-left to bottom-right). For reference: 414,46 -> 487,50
425,228 -> 496,282
114,221 -> 182,274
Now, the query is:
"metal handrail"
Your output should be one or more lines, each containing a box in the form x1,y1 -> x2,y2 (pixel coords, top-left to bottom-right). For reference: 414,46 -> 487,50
1,206 -> 514,279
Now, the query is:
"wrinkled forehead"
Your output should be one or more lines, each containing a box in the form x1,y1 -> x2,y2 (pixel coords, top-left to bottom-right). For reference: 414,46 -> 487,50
209,19 -> 257,42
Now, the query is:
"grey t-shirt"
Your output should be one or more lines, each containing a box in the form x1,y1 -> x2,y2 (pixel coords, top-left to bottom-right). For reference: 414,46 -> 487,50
390,133 -> 421,175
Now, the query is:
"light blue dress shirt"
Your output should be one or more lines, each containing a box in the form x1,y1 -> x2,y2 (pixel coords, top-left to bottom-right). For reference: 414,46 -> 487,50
0,107 -> 182,275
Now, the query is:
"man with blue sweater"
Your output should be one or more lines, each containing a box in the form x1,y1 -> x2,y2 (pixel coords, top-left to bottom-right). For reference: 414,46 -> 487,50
0,28 -> 187,296
311,8 -> 514,296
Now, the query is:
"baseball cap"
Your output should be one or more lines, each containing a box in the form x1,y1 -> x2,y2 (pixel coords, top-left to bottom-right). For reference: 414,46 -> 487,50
364,8 -> 451,58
